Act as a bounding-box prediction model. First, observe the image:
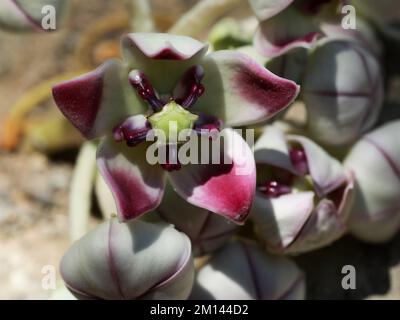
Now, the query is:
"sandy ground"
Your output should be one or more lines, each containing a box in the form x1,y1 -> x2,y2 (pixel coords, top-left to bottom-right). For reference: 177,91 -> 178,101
0,0 -> 399,300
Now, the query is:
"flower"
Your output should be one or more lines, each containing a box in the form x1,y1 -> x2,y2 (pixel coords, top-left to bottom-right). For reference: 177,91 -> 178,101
0,0 -> 70,32
189,240 -> 305,300
60,219 -> 194,300
156,182 -> 238,257
52,33 -> 299,223
249,0 -> 344,58
344,120 -> 400,243
250,124 -> 354,254
303,39 -> 384,146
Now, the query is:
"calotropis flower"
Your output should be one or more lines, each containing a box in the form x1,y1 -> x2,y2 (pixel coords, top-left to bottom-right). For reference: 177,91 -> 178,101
60,219 -> 194,300
250,124 -> 354,254
249,0 -> 344,58
190,240 -> 305,300
0,0 -> 70,32
52,33 -> 299,224
344,121 -> 400,243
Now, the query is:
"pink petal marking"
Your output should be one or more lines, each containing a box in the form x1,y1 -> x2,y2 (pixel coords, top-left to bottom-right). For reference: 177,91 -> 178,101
233,55 -> 300,117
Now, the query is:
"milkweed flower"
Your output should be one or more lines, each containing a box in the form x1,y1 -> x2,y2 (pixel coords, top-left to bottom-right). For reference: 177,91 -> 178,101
60,219 -> 194,300
0,0 -> 70,32
190,240 -> 305,300
52,33 -> 299,223
344,121 -> 400,243
250,124 -> 354,254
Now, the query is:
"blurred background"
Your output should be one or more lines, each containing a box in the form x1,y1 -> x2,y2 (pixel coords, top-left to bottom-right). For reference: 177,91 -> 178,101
0,0 -> 400,299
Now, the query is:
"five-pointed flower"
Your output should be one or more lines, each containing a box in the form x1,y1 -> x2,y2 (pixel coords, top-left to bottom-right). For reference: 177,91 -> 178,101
52,33 -> 299,224
250,124 -> 354,254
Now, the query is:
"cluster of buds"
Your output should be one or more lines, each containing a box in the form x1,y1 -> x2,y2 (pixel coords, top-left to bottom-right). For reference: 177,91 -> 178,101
44,0 -> 400,300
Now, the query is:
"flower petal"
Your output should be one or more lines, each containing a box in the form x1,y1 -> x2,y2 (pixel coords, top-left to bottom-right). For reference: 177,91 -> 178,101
53,60 -> 144,139
169,129 -> 256,224
249,0 -> 295,20
254,124 -> 296,173
287,135 -> 347,197
288,198 -> 346,253
251,191 -> 315,252
197,51 -> 299,127
121,33 -> 209,94
254,7 -> 321,58
157,182 -> 238,256
97,137 -> 166,222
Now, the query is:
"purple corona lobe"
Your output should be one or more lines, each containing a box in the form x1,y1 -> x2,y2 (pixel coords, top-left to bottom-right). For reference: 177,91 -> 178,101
113,115 -> 151,147
129,70 -> 164,112
289,147 -> 309,175
52,71 -> 103,138
174,66 -> 206,109
259,180 -> 292,198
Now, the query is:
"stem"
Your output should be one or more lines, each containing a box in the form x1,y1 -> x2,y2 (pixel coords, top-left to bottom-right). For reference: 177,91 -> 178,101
69,142 -> 97,242
126,0 -> 157,32
168,0 -> 243,37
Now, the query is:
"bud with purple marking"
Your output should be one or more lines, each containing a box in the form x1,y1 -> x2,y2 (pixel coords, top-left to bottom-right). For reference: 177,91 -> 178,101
303,39 -> 384,146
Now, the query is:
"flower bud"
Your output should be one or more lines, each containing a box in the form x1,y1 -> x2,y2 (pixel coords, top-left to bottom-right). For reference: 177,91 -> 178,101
251,124 -> 354,254
157,183 -> 238,257
303,39 -> 384,146
0,0 -> 70,32
190,240 -> 305,300
344,120 -> 400,243
60,219 -> 194,300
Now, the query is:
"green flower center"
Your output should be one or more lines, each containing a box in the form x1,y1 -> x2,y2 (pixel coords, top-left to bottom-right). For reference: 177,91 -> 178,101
148,101 -> 199,142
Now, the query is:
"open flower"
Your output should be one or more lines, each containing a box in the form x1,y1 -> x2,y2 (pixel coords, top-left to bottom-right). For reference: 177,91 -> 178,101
344,121 -> 400,243
156,182 -> 238,257
190,240 -> 305,300
249,0 -> 344,58
60,219 -> 194,300
53,33 -> 299,223
250,124 -> 354,254
303,39 -> 384,146
0,0 -> 70,32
